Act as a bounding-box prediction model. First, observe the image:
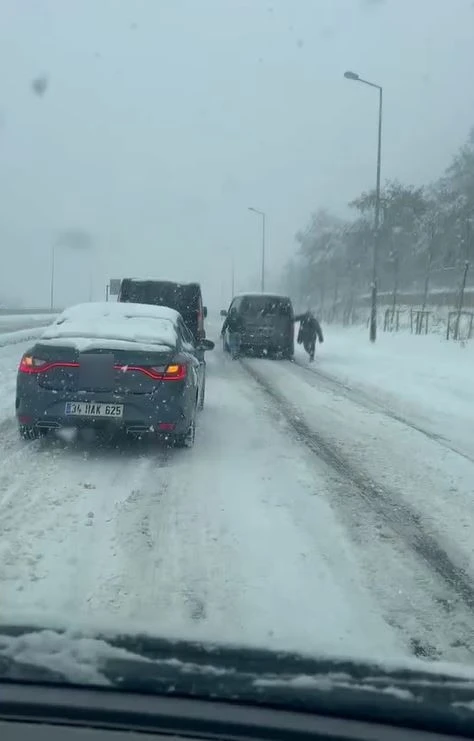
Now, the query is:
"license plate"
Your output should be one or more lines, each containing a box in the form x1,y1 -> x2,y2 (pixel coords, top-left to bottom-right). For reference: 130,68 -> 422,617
65,402 -> 123,418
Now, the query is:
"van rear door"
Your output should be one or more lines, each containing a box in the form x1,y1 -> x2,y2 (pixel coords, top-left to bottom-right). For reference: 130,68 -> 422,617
241,296 -> 293,347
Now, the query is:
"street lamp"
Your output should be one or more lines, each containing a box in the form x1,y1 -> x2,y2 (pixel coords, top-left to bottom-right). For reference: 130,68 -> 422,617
248,207 -> 266,291
344,70 -> 383,342
50,242 -> 56,310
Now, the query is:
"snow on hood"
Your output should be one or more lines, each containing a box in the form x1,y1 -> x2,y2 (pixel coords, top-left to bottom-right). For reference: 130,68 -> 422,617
0,629 -> 150,686
41,302 -> 179,351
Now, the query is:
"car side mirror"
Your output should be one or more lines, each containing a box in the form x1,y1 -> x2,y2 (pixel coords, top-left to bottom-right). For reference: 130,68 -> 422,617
199,339 -> 215,351
203,306 -> 208,318
220,309 -> 227,317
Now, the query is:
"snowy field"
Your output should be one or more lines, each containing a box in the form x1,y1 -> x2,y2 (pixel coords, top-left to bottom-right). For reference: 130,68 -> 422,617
0,314 -> 55,333
0,318 -> 474,667
0,315 -> 55,349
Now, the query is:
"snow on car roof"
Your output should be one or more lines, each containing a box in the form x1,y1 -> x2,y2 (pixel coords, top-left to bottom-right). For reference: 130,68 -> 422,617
55,302 -> 181,323
233,292 -> 291,300
40,302 -> 179,352
124,278 -> 199,285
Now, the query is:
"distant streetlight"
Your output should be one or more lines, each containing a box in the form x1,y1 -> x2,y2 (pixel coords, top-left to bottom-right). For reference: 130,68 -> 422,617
50,243 -> 56,310
248,207 -> 266,291
344,69 -> 383,343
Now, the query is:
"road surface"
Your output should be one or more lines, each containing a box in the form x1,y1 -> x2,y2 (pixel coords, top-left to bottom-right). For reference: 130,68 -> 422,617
0,326 -> 473,666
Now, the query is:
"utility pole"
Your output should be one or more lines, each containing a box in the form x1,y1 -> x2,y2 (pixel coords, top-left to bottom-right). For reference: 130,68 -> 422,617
248,207 -> 266,291
50,243 -> 56,310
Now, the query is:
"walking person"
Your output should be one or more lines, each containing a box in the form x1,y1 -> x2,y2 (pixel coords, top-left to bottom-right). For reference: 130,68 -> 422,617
294,309 -> 323,362
221,306 -> 243,359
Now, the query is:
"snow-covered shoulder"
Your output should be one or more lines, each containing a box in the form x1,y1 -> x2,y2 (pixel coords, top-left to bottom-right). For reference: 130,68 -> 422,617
41,302 -> 179,352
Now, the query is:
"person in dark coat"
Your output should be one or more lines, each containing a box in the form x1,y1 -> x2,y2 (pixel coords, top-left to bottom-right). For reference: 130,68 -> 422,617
221,307 -> 244,359
294,310 -> 323,362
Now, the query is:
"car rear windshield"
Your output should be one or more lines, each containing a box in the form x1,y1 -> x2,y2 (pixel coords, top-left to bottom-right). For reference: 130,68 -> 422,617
240,297 -> 292,317
120,281 -> 200,317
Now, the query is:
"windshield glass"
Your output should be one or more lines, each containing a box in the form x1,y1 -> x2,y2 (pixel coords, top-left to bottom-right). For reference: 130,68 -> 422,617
240,296 -> 291,316
2,0 -> 474,715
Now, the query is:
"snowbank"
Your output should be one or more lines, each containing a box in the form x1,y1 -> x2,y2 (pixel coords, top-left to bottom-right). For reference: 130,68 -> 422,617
297,325 -> 474,459
0,314 -> 55,328
0,326 -> 51,348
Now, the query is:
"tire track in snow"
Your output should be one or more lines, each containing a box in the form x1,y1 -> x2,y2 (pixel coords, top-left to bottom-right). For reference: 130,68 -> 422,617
0,421 -> 213,630
241,358 -> 474,660
0,434 -> 173,618
291,358 -> 474,464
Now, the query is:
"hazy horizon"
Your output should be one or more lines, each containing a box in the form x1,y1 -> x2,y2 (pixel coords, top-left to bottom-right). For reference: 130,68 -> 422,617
1,0 -> 473,309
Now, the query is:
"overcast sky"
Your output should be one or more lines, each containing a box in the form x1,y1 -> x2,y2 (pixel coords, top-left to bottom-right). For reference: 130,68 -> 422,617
0,0 -> 473,308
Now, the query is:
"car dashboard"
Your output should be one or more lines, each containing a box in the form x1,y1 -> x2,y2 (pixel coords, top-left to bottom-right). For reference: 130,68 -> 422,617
1,680 -> 470,741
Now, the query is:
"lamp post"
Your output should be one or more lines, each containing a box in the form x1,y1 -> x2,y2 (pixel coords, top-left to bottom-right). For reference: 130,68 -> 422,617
344,70 -> 383,342
50,242 -> 56,310
248,207 -> 266,291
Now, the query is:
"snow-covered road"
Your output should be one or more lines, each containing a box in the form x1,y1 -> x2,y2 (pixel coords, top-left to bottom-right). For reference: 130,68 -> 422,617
1,327 -> 473,667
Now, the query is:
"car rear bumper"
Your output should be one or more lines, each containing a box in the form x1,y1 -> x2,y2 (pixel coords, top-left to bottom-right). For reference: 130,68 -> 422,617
16,385 -> 191,435
240,332 -> 293,350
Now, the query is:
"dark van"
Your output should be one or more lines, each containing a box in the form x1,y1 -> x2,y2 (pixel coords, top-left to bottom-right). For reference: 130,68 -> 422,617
222,293 -> 294,359
118,279 -> 207,343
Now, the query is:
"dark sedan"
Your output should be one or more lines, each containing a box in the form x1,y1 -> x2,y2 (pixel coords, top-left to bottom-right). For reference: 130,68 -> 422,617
16,302 -> 214,447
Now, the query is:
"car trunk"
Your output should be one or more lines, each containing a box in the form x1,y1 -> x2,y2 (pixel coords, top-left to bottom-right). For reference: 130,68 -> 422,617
34,345 -> 175,395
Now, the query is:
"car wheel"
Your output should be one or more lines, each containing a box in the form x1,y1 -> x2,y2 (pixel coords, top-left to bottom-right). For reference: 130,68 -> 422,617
19,424 -> 44,440
174,414 -> 196,449
282,344 -> 294,360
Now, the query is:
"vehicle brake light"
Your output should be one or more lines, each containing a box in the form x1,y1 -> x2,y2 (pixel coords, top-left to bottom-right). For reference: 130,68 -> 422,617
118,364 -> 187,381
163,364 -> 186,379
19,355 -> 35,371
19,356 -> 79,374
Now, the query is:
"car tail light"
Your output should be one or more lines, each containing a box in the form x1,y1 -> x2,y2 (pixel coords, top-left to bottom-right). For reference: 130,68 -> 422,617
19,355 -> 41,372
117,364 -> 187,381
19,356 -> 79,374
162,363 -> 186,380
